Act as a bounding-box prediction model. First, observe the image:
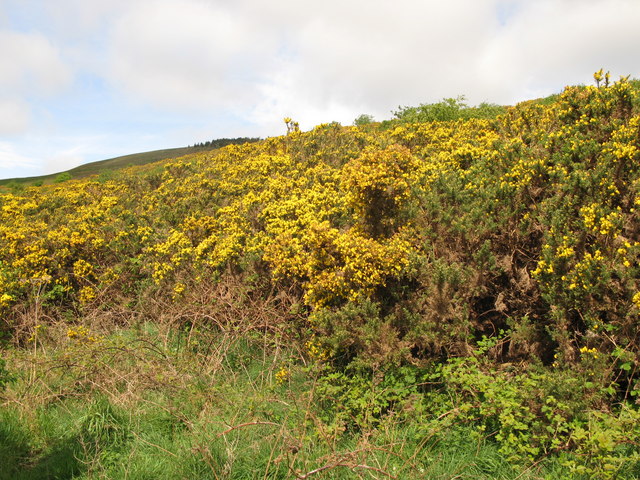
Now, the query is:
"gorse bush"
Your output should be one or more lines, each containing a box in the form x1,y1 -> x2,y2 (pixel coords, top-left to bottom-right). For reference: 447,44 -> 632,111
1,73 -> 640,476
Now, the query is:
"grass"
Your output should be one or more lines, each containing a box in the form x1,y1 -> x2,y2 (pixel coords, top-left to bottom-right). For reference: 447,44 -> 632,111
0,319 -> 574,479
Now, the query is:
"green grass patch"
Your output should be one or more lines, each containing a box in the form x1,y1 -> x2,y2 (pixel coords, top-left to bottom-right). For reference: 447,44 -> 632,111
0,323 -> 587,479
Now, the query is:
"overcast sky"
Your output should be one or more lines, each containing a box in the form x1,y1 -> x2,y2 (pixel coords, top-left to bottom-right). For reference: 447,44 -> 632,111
1,0 -> 639,180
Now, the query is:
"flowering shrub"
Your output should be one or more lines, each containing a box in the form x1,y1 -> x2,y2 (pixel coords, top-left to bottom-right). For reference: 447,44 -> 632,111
2,73 -> 640,472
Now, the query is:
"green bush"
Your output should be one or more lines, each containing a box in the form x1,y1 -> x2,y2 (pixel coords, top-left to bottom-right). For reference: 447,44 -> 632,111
394,96 -> 506,123
0,357 -> 13,390
54,172 -> 72,183
353,113 -> 375,126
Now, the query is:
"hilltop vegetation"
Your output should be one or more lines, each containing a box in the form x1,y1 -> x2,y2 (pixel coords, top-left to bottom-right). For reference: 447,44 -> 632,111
1,75 -> 640,478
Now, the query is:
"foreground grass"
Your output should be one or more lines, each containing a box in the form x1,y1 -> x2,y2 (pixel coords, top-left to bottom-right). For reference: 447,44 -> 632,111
0,321 -> 573,480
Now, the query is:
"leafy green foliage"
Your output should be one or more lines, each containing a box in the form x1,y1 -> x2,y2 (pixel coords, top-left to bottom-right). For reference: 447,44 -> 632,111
394,96 -> 506,123
1,73 -> 640,476
0,324 -> 572,479
54,172 -> 72,183
353,114 -> 375,126
0,357 -> 13,390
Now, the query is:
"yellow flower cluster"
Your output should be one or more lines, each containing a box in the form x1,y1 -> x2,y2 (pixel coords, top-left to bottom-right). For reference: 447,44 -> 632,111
567,250 -> 604,292
78,286 -> 96,304
1,73 -> 639,363
580,204 -> 621,236
267,221 -> 411,308
275,365 -> 290,384
633,292 -> 640,309
67,324 -> 101,343
579,346 -> 599,359
305,338 -> 329,362
0,292 -> 13,307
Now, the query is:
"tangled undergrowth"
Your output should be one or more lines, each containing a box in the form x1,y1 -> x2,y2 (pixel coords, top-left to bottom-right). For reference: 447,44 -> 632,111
2,73 -> 640,478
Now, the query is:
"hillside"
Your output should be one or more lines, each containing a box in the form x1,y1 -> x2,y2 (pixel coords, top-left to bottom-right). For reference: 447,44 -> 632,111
1,75 -> 640,478
0,137 -> 260,187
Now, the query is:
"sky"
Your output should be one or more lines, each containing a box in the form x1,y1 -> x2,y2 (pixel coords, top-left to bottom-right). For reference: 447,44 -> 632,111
1,0 -> 640,180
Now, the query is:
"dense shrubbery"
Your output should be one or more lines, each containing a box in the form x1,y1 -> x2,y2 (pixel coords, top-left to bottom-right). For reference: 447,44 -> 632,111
2,74 -> 640,477
393,96 -> 506,123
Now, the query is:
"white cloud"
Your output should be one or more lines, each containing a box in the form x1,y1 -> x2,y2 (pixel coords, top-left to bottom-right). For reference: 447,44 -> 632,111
0,29 -> 71,138
281,1 -> 497,103
248,0 -> 501,125
478,0 -> 640,103
0,30 -> 71,96
40,134 -> 119,175
106,0 -> 278,111
0,99 -> 31,135
0,142 -> 39,175
100,0 -> 640,127
105,0 -> 503,124
2,0 -> 640,178
41,0 -> 131,37
0,133 -> 116,180
43,147 -> 85,175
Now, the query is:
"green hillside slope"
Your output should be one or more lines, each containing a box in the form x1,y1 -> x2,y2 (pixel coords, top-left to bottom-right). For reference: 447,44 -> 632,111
0,138 -> 260,187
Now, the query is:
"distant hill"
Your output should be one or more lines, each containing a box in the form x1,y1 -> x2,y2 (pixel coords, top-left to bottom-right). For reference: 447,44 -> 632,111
0,137 -> 261,187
